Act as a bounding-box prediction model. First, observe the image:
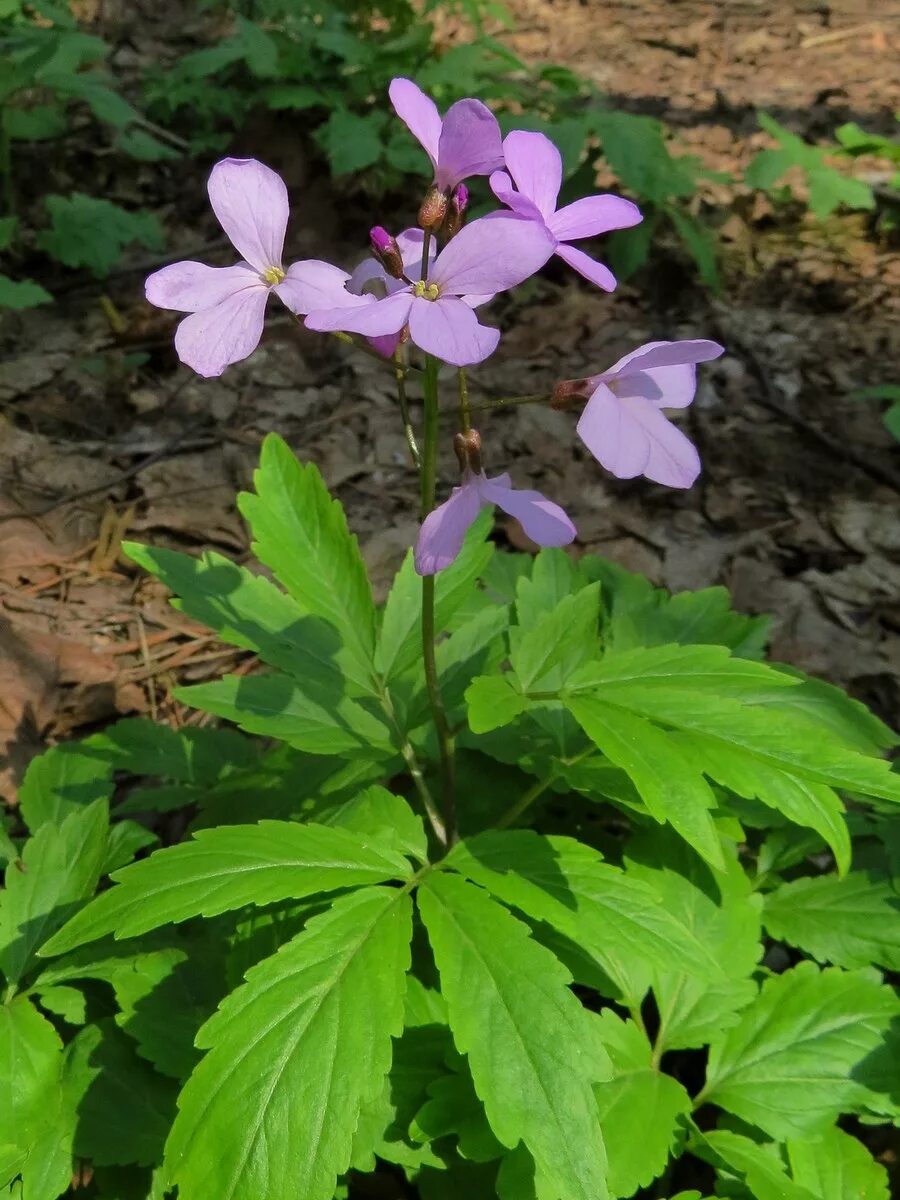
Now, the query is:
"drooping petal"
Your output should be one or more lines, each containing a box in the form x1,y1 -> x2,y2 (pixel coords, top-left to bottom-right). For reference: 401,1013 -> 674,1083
415,478 -> 484,575
603,339 -> 725,379
479,474 -> 576,547
389,77 -> 442,170
549,194 -> 642,242
173,285 -> 269,378
304,289 -> 413,336
617,364 -> 698,409
577,383 -> 700,488
429,215 -> 555,297
408,296 -> 500,366
435,98 -> 504,190
488,170 -> 546,221
367,332 -> 403,359
145,260 -> 259,313
554,242 -> 617,292
274,260 -> 367,315
502,130 -> 563,219
207,158 -> 289,275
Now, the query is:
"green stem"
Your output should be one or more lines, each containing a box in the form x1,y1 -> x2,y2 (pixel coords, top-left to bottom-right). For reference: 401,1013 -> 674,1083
420,230 -> 432,283
377,682 -> 445,844
393,349 -> 420,468
494,746 -> 593,831
420,353 -> 457,845
457,366 -> 471,432
464,393 -> 550,414
0,112 -> 13,217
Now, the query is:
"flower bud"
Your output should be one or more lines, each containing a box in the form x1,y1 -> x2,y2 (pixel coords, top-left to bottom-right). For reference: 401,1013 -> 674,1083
551,378 -> 593,411
369,225 -> 404,280
418,184 -> 450,233
453,427 -> 483,474
442,183 -> 469,239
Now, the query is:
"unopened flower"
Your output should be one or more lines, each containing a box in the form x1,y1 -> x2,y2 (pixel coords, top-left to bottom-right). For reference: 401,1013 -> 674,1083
443,183 -> 469,239
415,468 -> 576,575
390,77 -> 504,192
490,131 -> 642,291
305,215 -> 555,367
145,158 -> 330,378
369,226 -> 404,279
576,339 -> 724,488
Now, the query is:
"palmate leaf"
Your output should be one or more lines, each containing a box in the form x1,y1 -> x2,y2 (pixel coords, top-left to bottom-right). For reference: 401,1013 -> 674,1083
165,886 -> 412,1200
510,583 -> 600,692
418,872 -> 610,1200
446,831 -> 724,1007
18,742 -> 113,833
593,1011 -> 692,1197
39,821 -> 413,956
762,871 -> 900,970
515,548 -> 586,630
238,435 -> 377,695
702,961 -> 900,1138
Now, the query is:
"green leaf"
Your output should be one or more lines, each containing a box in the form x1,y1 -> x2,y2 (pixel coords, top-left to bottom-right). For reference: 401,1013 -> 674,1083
0,799 -> 109,984
406,602 -> 507,727
263,83 -> 326,111
515,548 -> 584,629
594,110 -> 698,204
40,821 -> 412,955
447,831 -> 724,1006
565,695 -> 724,869
18,742 -> 113,832
34,983 -> 87,1024
86,716 -> 257,784
667,205 -> 719,290
702,961 -> 900,1138
465,676 -> 529,733
37,194 -> 163,277
762,871 -> 900,970
411,1068 -> 505,1162
418,872 -> 610,1200
238,435 -> 377,694
315,786 -> 428,864
592,1011 -> 691,1196
65,1021 -> 177,1167
691,1129 -> 815,1200
165,886 -> 412,1200
0,274 -> 53,309
883,402 -> 900,443
806,166 -> 874,219
115,127 -> 180,161
0,217 -> 17,250
315,109 -> 385,175
376,513 -> 493,683
786,1125 -> 889,1200
511,583 -> 600,692
607,217 -> 655,280
566,643 -> 795,698
175,672 -> 395,757
101,819 -> 158,874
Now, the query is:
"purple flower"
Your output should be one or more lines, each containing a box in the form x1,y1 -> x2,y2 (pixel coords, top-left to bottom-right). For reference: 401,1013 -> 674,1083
415,470 -> 576,575
389,78 -> 504,191
576,339 -> 724,488
145,158 -> 342,378
304,215 -> 555,367
490,131 -> 642,292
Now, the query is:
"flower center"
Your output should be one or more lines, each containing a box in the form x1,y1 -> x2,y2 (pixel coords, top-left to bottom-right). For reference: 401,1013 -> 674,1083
413,280 -> 440,301
261,265 -> 285,285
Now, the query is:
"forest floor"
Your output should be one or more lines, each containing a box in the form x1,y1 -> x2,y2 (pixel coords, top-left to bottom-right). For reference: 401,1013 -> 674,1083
2,0 -> 899,801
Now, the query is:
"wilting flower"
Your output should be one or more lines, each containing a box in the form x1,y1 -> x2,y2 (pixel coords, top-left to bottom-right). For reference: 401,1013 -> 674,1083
389,78 -> 504,192
305,215 -> 555,367
145,158 -> 327,378
490,131 -> 642,291
415,470 -> 576,575
575,339 -> 724,488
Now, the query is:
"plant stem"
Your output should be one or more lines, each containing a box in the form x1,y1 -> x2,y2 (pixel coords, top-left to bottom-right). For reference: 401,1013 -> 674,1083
393,348 -> 420,468
464,392 -> 550,414
420,230 -> 432,282
377,683 -> 446,844
0,112 -> 14,217
493,746 -> 593,830
457,366 -> 471,431
420,353 -> 457,845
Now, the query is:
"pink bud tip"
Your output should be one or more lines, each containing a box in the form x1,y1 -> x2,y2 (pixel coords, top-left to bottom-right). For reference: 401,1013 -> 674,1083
369,226 -> 404,280
369,226 -> 393,254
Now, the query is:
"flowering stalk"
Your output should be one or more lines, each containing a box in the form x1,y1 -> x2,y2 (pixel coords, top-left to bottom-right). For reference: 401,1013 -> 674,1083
420,353 -> 457,845
393,348 -> 420,468
457,366 -> 471,432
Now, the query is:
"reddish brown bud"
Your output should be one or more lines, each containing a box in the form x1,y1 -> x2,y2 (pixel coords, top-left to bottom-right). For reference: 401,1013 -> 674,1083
442,183 -> 469,239
453,427 -> 483,474
369,226 -> 404,279
551,378 -> 593,411
418,184 -> 450,233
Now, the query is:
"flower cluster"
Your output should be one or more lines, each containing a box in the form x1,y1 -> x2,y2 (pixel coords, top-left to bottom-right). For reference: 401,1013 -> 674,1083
146,78 -> 724,575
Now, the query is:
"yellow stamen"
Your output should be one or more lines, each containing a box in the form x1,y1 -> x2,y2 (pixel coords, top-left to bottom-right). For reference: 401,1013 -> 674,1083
413,280 -> 440,301
261,265 -> 285,285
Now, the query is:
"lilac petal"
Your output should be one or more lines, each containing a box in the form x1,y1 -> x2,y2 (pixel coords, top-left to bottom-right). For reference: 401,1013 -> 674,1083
554,242 -> 617,292
435,98 -> 504,190
408,296 -> 500,366
173,285 -> 269,378
549,194 -> 642,242
479,474 -> 576,547
429,215 -> 555,297
605,339 -> 725,378
619,364 -> 698,409
488,170 -> 546,222
145,260 -> 259,313
305,290 -> 413,336
415,478 -> 484,575
207,159 -> 288,275
502,130 -> 562,219
389,78 -> 441,170
577,383 -> 700,488
367,332 -> 403,358
274,260 -> 364,315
